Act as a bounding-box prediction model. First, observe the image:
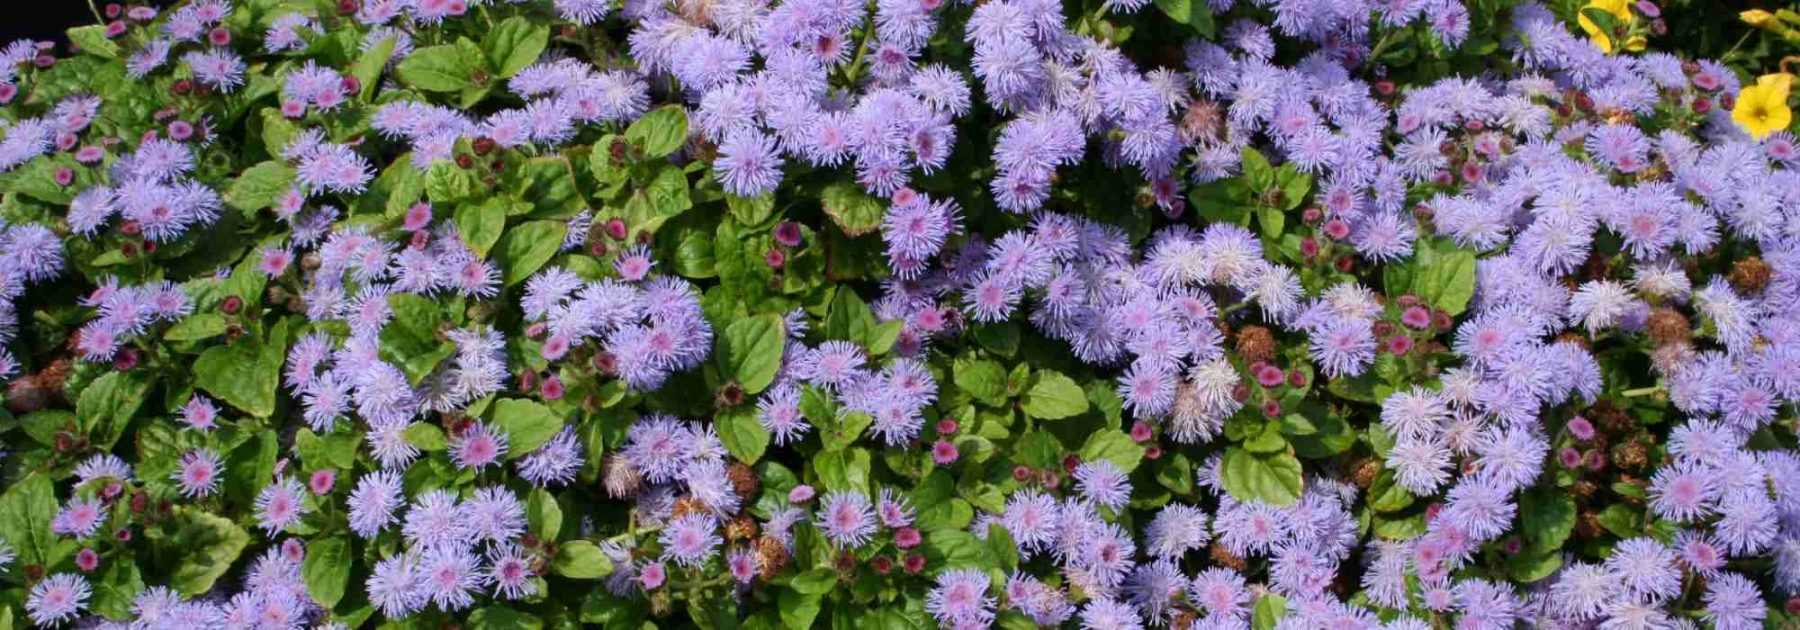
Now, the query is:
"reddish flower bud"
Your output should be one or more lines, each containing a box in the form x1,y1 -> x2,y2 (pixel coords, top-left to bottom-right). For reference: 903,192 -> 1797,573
1129,421 -> 1153,442
894,527 -> 921,549
773,222 -> 804,248
931,440 -> 959,465
112,348 -> 138,371
76,548 -> 99,573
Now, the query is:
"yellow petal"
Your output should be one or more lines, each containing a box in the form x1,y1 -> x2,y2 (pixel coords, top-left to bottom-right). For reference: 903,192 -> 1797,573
1743,9 -> 1778,27
1759,72 -> 1796,96
1734,83 -> 1794,139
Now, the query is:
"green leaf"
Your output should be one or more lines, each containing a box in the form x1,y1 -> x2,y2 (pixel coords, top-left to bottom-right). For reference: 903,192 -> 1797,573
494,220 -> 568,285
971,323 -> 1020,358
405,422 -> 449,451
396,44 -> 478,92
76,370 -> 150,449
164,313 -> 228,342
491,398 -> 565,457
821,411 -> 872,451
1256,206 -> 1285,239
1388,238 -> 1478,316
1079,428 -> 1146,473
552,541 -> 615,579
471,606 -> 543,630
455,198 -> 511,258
823,288 -> 877,344
0,474 -> 62,570
924,529 -> 993,569
717,407 -> 770,465
67,25 -> 121,59
427,160 -> 481,204
1221,447 -> 1304,506
195,319 -> 290,417
225,432 -> 278,506
820,181 -> 884,237
168,508 -> 252,596
1155,453 -> 1194,495
350,32 -> 395,100
1152,0 -> 1214,36
296,429 -> 359,469
1519,486 -> 1576,550
727,193 -> 775,225
482,16 -> 550,78
1020,371 -> 1087,419
717,314 -> 786,394
987,522 -> 1020,571
866,320 -> 903,356
641,164 -> 692,218
1251,594 -> 1288,630
379,293 -> 455,385
814,448 -> 871,493
91,559 -> 144,620
1367,469 -> 1414,513
953,357 -> 1009,407
790,569 -> 837,595
625,105 -> 688,159
672,228 -> 717,278
779,588 -> 825,629
1507,544 -> 1563,583
1274,167 -> 1311,211
225,161 -> 296,214
1241,148 -> 1275,190
261,108 -> 299,158
302,536 -> 352,607
527,488 -> 563,541
19,410 -> 73,448
1015,431 -> 1065,469
1595,503 -> 1641,538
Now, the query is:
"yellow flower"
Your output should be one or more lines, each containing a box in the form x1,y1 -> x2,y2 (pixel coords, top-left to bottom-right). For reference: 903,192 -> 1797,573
1742,9 -> 1778,27
1734,73 -> 1795,140
1577,0 -> 1638,54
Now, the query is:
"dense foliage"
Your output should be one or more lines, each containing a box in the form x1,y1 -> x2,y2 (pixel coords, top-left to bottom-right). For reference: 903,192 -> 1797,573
0,0 -> 1796,628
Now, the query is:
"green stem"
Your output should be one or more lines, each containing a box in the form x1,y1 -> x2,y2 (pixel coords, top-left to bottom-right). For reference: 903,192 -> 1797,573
1721,29 -> 1755,64
1621,385 -> 1664,398
840,23 -> 877,87
1367,30 -> 1402,66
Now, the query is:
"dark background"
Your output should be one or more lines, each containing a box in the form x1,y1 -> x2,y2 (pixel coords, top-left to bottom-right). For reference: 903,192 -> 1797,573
0,3 -> 108,45
0,2 -> 181,48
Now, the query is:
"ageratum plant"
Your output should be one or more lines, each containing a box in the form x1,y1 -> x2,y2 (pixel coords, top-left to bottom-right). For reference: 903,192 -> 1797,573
0,0 -> 1796,627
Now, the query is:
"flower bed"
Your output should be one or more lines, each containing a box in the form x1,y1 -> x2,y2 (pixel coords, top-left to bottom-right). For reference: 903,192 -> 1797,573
0,0 -> 1795,628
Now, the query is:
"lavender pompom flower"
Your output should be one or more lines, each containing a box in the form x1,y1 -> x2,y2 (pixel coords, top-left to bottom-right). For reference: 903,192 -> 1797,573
926,569 -> 996,628
27,573 -> 90,626
816,491 -> 877,548
1604,538 -> 1681,603
1074,460 -> 1131,511
349,470 -> 404,538
660,513 -> 721,568
254,478 -> 308,535
174,449 -> 224,498
517,427 -> 583,487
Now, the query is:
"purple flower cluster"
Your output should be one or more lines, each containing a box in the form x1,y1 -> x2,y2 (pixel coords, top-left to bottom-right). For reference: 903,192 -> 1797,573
73,279 -> 191,361
12,0 -> 1800,627
523,268 -> 712,391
